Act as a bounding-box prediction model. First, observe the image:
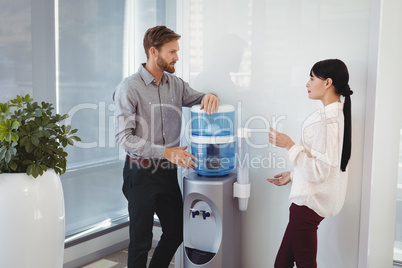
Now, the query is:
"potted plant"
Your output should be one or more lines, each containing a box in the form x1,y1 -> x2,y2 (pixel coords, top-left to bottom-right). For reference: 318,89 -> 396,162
0,94 -> 80,268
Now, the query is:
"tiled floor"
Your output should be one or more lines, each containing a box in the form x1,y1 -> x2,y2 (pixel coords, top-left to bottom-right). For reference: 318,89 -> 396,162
80,248 -> 174,268
80,250 -> 401,268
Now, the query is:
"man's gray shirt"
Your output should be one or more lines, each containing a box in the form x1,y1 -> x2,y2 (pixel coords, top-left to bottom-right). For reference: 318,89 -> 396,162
113,64 -> 205,159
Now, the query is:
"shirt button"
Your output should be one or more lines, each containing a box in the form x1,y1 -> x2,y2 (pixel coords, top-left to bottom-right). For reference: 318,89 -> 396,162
163,133 -> 166,136
161,104 -> 164,107
149,102 -> 151,105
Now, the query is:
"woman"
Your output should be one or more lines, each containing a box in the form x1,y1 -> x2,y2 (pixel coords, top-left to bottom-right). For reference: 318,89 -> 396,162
267,59 -> 353,268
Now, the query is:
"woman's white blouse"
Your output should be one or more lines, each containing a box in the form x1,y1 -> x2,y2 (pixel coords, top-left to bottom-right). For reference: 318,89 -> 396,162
288,102 -> 348,217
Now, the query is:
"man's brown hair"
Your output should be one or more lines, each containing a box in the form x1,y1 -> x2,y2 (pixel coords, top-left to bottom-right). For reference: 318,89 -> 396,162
143,26 -> 181,59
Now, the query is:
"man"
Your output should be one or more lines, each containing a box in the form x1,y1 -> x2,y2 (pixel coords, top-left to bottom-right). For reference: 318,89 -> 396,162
113,25 -> 219,268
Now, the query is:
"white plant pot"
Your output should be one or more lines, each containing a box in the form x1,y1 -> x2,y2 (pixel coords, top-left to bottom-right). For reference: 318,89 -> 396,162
0,169 -> 65,268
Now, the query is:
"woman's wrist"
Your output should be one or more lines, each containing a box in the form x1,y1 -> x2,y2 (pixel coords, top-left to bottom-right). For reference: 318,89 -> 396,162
286,141 -> 295,151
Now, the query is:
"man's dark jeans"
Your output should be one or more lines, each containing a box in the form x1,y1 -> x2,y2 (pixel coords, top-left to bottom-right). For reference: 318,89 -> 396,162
123,161 -> 183,268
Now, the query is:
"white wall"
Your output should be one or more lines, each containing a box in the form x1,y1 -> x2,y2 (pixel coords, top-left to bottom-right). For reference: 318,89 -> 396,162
177,0 -> 396,267
359,0 -> 402,267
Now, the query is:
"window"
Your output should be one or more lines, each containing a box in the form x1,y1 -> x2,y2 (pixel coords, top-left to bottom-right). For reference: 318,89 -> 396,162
57,0 -> 177,241
0,0 -> 32,101
57,0 -> 128,238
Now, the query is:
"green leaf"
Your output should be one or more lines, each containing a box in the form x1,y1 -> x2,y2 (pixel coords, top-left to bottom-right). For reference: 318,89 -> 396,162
25,141 -> 33,153
11,120 -> 20,130
9,145 -> 17,155
27,102 -> 33,111
35,108 -> 43,117
0,146 -> 7,160
9,161 -> 17,171
31,135 -> 40,146
42,117 -> 50,126
58,151 -> 68,157
23,160 -> 34,165
42,130 -> 51,137
5,132 -> 11,142
20,136 -> 28,146
18,126 -> 27,135
0,132 -> 6,141
45,123 -> 57,129
10,132 -> 19,142
0,103 -> 10,114
24,94 -> 33,102
60,114 -> 69,121
0,121 -> 8,130
33,131 -> 43,138
32,166 -> 39,178
54,167 -> 62,175
71,135 -> 81,142
37,165 -> 44,176
26,165 -> 33,176
5,148 -> 13,162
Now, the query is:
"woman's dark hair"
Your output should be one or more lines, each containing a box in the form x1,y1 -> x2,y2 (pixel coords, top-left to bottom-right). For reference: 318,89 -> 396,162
143,26 -> 181,59
310,59 -> 353,172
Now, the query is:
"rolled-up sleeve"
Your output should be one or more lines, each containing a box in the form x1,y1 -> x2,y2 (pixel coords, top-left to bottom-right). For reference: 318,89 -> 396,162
181,79 -> 205,107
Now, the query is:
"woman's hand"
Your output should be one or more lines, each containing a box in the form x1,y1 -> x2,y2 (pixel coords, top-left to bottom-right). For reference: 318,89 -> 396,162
268,127 -> 295,150
266,172 -> 291,186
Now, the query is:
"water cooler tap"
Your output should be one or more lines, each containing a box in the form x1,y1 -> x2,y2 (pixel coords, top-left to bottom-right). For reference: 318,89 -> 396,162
191,209 -> 199,218
200,210 -> 211,220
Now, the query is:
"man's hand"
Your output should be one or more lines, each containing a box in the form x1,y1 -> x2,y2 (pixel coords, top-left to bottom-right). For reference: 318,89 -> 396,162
164,146 -> 198,169
268,127 -> 295,150
266,172 -> 291,186
200,94 -> 219,115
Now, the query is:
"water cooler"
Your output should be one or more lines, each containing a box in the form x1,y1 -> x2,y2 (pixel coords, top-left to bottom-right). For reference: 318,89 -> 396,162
183,104 -> 250,268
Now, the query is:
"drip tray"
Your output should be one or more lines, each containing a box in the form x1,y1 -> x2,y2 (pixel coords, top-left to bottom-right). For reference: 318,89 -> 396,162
185,247 -> 216,265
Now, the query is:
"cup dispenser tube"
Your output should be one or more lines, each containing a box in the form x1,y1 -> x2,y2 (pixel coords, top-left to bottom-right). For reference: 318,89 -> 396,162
234,128 -> 251,211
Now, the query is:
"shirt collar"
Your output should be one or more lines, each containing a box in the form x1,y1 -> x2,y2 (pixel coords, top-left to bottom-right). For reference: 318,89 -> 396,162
138,63 -> 169,86
324,102 -> 343,112
319,102 -> 344,117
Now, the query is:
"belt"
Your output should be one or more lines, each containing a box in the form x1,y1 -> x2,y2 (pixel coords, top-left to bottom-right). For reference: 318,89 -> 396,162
125,155 -> 174,168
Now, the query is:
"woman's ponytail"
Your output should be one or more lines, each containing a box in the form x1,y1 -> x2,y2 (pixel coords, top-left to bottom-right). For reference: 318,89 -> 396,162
341,85 -> 353,171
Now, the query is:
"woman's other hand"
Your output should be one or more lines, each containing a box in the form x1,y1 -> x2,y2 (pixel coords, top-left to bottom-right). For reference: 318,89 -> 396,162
268,127 -> 295,150
267,172 -> 291,186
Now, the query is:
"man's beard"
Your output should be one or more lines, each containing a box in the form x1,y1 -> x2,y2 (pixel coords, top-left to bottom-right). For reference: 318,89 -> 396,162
156,56 -> 175,73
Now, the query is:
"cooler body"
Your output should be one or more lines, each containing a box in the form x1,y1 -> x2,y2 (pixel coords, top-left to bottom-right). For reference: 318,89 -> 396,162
183,172 -> 241,268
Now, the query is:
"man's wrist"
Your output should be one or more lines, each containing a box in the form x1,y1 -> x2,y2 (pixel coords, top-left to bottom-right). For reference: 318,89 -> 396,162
163,147 -> 169,158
